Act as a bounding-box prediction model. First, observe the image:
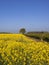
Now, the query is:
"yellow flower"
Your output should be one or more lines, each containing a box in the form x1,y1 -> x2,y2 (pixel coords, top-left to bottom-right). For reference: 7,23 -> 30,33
0,34 -> 49,65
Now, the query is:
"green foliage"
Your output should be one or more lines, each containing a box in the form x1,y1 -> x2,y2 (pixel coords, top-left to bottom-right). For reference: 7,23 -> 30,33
19,28 -> 26,34
26,32 -> 49,42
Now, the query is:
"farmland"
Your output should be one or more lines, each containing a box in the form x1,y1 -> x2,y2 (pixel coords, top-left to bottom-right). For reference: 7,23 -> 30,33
0,34 -> 49,65
25,32 -> 49,42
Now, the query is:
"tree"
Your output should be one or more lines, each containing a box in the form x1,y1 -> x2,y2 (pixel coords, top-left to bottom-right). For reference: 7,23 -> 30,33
19,28 -> 26,34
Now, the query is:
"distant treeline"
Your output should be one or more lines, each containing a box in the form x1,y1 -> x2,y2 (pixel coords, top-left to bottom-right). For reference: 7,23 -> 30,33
0,32 -> 12,34
25,32 -> 49,42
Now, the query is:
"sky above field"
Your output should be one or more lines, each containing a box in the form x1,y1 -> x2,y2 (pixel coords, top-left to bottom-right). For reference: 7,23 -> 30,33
0,0 -> 49,32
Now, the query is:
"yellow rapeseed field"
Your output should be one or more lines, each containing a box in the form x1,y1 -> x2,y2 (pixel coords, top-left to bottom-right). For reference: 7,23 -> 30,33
0,34 -> 49,65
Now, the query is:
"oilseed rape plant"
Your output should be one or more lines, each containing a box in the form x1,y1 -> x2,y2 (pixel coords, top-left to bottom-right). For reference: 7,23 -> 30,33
0,34 -> 49,65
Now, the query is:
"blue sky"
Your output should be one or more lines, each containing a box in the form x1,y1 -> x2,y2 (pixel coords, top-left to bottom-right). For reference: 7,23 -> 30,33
0,0 -> 49,32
